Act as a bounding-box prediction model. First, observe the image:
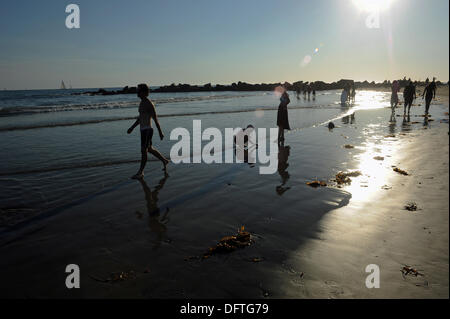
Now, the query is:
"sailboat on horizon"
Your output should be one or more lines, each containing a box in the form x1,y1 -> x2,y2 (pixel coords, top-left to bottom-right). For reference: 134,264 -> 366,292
60,80 -> 66,90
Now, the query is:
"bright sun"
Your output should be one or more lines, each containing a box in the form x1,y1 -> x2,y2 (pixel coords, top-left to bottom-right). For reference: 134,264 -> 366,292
352,0 -> 394,12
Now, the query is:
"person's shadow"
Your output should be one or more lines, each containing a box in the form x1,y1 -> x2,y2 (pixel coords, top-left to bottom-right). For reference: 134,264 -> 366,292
136,174 -> 170,250
276,144 -> 291,196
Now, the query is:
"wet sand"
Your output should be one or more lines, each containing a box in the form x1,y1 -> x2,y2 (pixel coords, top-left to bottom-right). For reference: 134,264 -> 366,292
0,100 -> 448,299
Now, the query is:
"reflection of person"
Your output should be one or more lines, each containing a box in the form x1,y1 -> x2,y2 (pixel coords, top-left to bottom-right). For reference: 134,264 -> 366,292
277,88 -> 291,144
138,174 -> 170,249
128,84 -> 170,179
422,77 -> 436,114
276,144 -> 290,195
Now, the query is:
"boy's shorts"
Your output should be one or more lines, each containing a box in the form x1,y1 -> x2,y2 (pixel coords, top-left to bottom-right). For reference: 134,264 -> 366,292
140,128 -> 153,150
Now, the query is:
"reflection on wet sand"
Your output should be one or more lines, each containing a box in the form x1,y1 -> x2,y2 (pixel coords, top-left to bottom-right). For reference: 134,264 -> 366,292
401,114 -> 412,132
341,112 -> 356,125
389,112 -> 397,135
276,144 -> 290,195
137,174 -> 170,249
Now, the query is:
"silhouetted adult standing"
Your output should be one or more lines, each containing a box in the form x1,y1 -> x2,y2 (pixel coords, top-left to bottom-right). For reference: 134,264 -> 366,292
422,77 -> 436,114
277,87 -> 291,144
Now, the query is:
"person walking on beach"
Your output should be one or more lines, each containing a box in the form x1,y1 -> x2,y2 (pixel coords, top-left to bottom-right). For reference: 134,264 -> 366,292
350,85 -> 356,102
422,77 -> 436,114
277,87 -> 291,144
390,80 -> 400,112
403,80 -> 416,115
127,83 -> 169,179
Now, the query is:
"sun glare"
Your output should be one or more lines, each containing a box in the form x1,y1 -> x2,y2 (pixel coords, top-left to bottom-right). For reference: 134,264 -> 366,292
352,0 -> 394,12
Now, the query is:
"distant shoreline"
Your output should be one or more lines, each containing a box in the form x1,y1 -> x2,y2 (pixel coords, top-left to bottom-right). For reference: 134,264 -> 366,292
71,79 -> 449,96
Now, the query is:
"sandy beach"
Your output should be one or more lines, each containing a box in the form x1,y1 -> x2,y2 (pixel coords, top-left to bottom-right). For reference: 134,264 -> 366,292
0,92 -> 447,299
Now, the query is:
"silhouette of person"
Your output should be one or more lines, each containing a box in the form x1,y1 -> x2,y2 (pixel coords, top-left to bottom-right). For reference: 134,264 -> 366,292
276,144 -> 290,195
403,80 -> 416,115
391,80 -> 400,112
422,77 -> 436,114
137,174 -> 170,249
277,87 -> 291,144
234,125 -> 257,163
128,84 -> 170,179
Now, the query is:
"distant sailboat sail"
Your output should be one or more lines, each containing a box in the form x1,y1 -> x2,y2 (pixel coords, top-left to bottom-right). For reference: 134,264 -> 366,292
60,80 -> 66,89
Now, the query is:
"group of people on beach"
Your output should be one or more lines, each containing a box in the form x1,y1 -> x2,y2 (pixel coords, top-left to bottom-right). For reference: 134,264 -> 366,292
295,85 -> 316,100
390,77 -> 437,116
128,78 -> 438,179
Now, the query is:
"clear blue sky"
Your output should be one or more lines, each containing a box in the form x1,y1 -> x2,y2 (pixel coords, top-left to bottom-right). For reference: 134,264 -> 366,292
0,0 -> 448,89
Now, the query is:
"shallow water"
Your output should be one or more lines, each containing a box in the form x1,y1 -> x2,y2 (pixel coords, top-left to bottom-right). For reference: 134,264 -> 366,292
0,88 -> 445,230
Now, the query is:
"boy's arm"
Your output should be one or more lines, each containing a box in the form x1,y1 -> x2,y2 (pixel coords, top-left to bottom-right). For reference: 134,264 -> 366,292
151,104 -> 164,140
127,117 -> 140,134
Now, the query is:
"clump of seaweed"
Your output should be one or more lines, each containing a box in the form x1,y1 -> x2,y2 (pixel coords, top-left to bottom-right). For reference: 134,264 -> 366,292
335,171 -> 362,185
203,226 -> 251,259
404,202 -> 418,211
373,156 -> 384,161
401,265 -> 424,277
344,144 -> 354,149
393,167 -> 409,175
306,180 -> 327,188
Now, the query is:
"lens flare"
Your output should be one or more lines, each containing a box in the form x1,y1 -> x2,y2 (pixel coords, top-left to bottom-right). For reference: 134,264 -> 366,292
301,55 -> 312,67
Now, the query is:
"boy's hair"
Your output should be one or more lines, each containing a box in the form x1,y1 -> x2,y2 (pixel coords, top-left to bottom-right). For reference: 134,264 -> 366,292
137,83 -> 149,96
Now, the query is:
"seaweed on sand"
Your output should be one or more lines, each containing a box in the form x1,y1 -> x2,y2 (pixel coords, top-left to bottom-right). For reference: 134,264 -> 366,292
393,167 -> 409,175
401,265 -> 424,277
203,226 -> 251,259
306,180 -> 327,188
335,171 -> 362,185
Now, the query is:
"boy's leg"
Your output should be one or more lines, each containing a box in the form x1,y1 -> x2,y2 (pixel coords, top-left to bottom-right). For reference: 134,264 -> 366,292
425,98 -> 431,114
132,148 -> 147,179
148,146 -> 169,170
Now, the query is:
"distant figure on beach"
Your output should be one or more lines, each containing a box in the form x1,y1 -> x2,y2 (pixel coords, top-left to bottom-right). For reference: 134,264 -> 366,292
328,122 -> 335,130
277,87 -> 291,144
403,81 -> 416,115
234,124 -> 258,163
127,84 -> 170,179
350,85 -> 356,102
340,87 -> 349,105
296,87 -> 300,100
390,80 -> 400,112
312,89 -> 316,100
307,85 -> 312,99
422,77 -> 436,114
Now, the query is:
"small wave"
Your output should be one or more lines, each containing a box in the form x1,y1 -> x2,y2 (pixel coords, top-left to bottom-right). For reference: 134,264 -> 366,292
0,94 -> 256,117
0,105 -> 344,132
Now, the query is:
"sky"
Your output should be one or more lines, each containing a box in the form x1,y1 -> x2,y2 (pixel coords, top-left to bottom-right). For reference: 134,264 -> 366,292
0,0 -> 448,90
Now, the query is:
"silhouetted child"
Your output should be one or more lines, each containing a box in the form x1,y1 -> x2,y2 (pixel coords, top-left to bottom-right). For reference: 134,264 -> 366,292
127,84 -> 169,179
